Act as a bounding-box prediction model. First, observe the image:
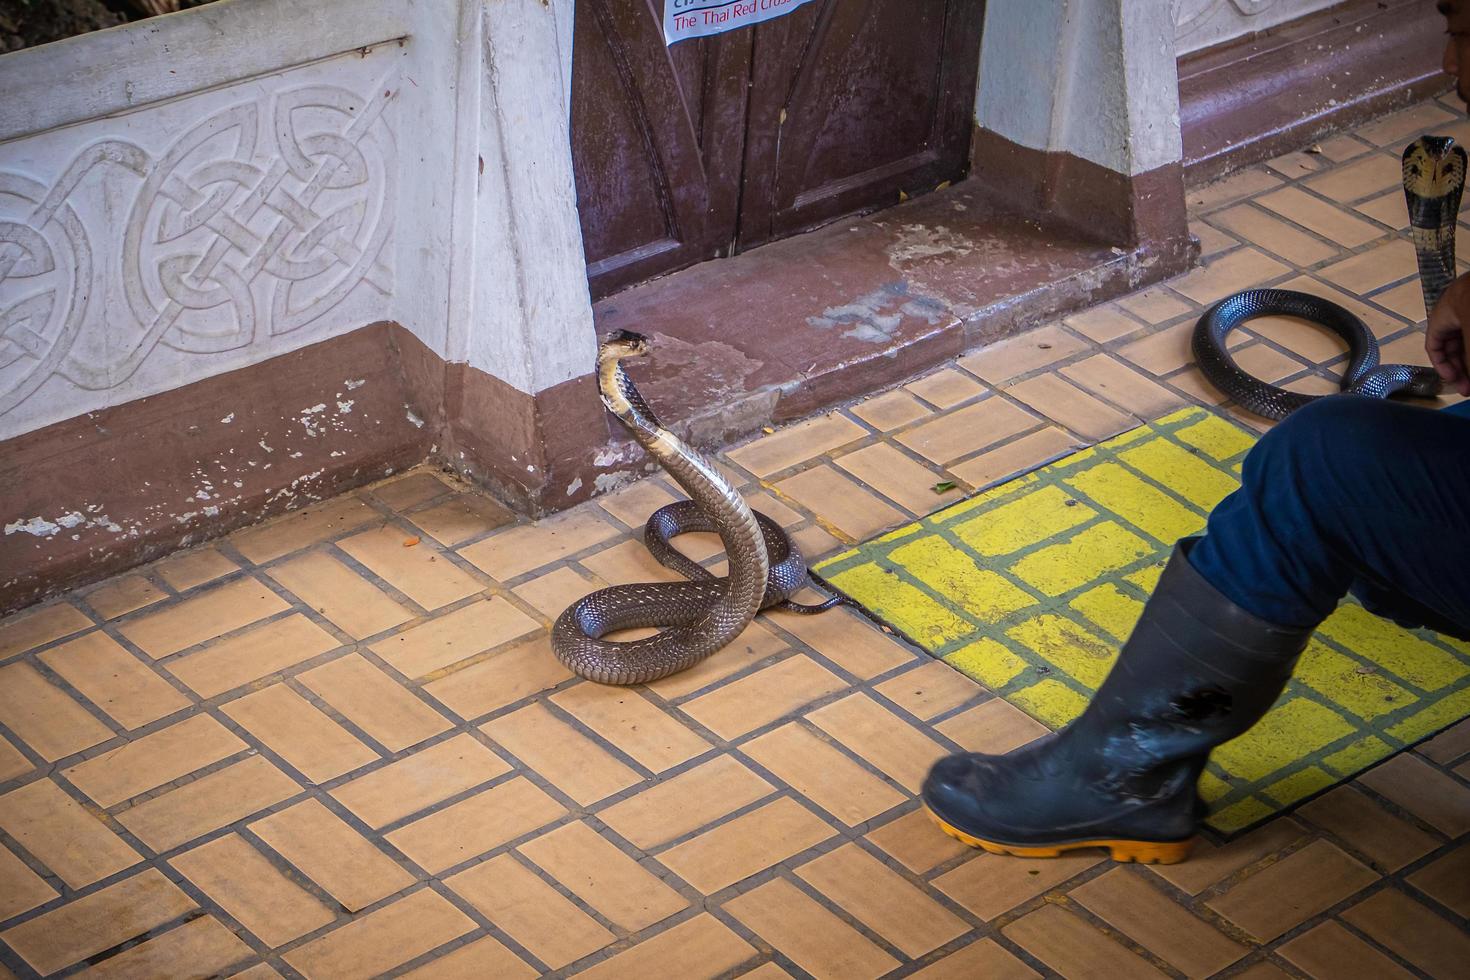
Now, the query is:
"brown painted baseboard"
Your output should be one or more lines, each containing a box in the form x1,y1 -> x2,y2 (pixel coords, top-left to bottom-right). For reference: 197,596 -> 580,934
1181,0 -> 1448,182
0,323 -> 634,614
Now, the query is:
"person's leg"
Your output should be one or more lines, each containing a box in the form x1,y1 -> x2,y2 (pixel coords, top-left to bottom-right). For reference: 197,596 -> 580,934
923,396 -> 1470,863
1189,396 -> 1470,637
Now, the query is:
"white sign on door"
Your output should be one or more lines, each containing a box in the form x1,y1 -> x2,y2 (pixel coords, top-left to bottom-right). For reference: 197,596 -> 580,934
664,0 -> 819,45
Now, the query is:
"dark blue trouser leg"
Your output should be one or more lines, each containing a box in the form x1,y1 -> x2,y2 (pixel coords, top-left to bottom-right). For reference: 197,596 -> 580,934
1188,396 -> 1470,638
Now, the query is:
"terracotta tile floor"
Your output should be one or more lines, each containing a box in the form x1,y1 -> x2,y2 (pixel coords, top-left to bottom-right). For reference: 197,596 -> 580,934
3,98 -> 1470,979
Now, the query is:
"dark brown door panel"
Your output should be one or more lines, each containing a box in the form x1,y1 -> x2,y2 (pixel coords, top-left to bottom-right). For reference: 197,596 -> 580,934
571,0 -> 752,298
738,0 -> 986,249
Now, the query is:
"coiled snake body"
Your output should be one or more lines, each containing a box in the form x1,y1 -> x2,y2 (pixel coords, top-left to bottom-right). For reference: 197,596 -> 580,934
552,332 -> 844,686
1193,136 -> 1464,418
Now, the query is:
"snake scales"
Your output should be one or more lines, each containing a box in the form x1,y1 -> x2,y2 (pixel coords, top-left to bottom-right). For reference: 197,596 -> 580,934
1193,136 -> 1464,419
552,332 -> 846,686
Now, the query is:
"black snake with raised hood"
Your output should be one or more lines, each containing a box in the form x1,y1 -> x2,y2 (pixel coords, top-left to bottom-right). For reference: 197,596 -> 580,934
1193,136 -> 1463,418
551,331 -> 845,686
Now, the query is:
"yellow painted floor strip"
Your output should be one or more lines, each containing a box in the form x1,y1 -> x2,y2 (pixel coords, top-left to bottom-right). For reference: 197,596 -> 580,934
816,406 -> 1470,835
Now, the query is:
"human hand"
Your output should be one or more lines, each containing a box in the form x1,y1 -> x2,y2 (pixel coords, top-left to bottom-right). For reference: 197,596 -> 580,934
1427,273 -> 1470,397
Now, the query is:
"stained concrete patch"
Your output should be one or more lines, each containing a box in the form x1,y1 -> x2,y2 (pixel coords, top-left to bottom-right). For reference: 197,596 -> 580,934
816,406 -> 1470,835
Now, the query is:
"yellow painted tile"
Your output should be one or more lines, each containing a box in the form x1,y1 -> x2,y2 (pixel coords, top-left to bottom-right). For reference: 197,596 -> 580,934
1317,605 -> 1468,693
1263,766 -> 1336,807
949,485 -> 1094,558
1010,522 -> 1152,597
1323,735 -> 1393,776
1173,415 -> 1258,461
1006,615 -> 1117,690
1064,464 -> 1206,545
825,563 -> 973,648
1124,561 -> 1166,594
943,638 -> 1029,691
1210,797 -> 1276,834
889,537 -> 1037,621
1009,679 -> 1089,728
1295,641 -> 1415,722
1387,685 -> 1470,744
1213,698 -> 1356,783
1118,439 -> 1240,512
930,473 -> 1040,524
1069,584 -> 1144,643
1198,771 -> 1234,803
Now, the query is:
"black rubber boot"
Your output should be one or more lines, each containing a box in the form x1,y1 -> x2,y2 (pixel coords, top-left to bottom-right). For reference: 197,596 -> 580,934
921,539 -> 1313,864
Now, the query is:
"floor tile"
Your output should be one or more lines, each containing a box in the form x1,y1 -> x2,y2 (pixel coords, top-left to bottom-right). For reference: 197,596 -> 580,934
369,472 -> 452,511
446,853 -> 613,970
873,660 -> 983,720
1277,920 -> 1417,980
1070,867 -> 1247,979
865,808 -> 972,874
399,936 -> 537,980
725,413 -> 868,478
956,324 -> 1090,385
222,684 -> 378,784
330,733 -> 508,829
82,916 -> 254,980
850,389 -> 932,431
0,602 -> 93,661
425,635 -> 573,719
742,722 -> 906,826
1298,785 -> 1439,872
806,692 -> 949,793
117,755 -> 301,852
1356,752 -> 1470,836
905,367 -> 987,409
1340,888 -> 1470,980
1058,354 -> 1184,420
724,877 -> 899,980
571,913 -> 756,980
934,698 -> 1049,755
0,843 -> 59,921
1206,839 -> 1377,942
769,608 -> 913,680
251,798 -> 416,911
282,888 -> 475,980
1305,152 -> 1404,203
170,833 -> 335,947
934,850 -> 1101,921
598,755 -> 774,850
795,843 -> 969,957
896,396 -> 1040,466
386,775 -> 565,874
519,820 -> 687,931
833,442 -> 961,515
481,703 -> 640,806
1171,247 -> 1291,306
1406,845 -> 1470,918
1255,185 -> 1382,247
1211,203 -> 1339,266
458,508 -> 620,581
38,632 -> 189,730
1065,304 -> 1145,343
908,938 -> 1041,980
0,868 -> 194,976
62,713 -> 246,808
773,464 -> 907,541
152,546 -> 238,592
266,550 -> 412,640
408,492 -> 513,546
1002,904 -> 1168,980
336,526 -> 484,610
297,653 -> 451,752
230,496 -> 381,565
947,426 -> 1080,490
0,778 -> 140,888
0,661 -> 113,762
550,683 -> 710,773
118,577 -> 289,659
679,655 -> 847,740
83,575 -> 165,621
166,613 -> 339,698
655,797 -> 835,894
370,597 -> 538,679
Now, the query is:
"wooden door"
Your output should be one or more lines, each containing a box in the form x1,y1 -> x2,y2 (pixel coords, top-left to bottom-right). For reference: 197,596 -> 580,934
737,0 -> 987,249
570,0 -> 985,297
570,0 -> 752,299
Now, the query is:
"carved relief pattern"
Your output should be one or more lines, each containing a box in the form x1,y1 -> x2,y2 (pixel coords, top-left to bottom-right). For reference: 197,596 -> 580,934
1174,0 -> 1308,47
0,80 -> 395,421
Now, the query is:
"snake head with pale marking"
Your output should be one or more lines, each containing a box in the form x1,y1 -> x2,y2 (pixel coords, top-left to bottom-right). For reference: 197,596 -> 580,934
599,330 -> 652,363
1403,136 -> 1467,219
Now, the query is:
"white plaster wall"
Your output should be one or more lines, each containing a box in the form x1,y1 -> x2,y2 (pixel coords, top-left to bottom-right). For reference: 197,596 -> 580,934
1175,0 -> 1344,56
976,0 -> 1184,177
0,0 -> 595,443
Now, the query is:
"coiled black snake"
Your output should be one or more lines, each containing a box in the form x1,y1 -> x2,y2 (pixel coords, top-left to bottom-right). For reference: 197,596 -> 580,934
552,331 -> 846,686
1193,136 -> 1464,418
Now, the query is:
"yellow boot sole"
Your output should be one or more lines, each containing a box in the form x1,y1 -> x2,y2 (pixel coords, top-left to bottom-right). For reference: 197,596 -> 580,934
926,807 -> 1196,865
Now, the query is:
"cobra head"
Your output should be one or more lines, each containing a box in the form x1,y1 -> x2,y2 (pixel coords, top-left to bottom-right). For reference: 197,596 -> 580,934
1402,136 -> 1467,229
599,330 -> 651,364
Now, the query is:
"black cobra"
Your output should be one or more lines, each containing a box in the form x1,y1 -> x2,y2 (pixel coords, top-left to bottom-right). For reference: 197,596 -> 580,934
552,331 -> 845,686
1193,136 -> 1464,419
